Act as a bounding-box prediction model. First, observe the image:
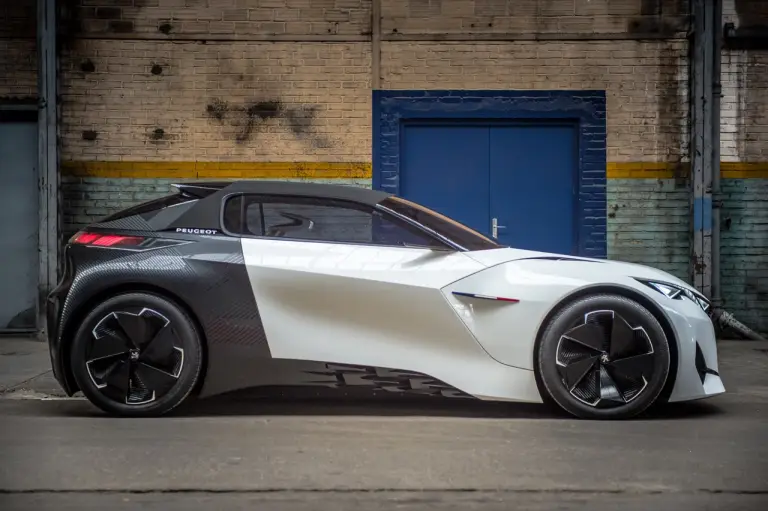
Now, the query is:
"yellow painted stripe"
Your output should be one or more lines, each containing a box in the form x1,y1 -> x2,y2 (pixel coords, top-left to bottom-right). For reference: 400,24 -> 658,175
606,162 -> 688,179
61,161 -> 372,179
721,162 -> 768,179
607,162 -> 768,179
61,161 -> 768,179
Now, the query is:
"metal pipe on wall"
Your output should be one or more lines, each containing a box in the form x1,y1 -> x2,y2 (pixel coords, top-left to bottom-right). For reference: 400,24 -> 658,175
37,0 -> 59,340
712,0 -> 723,307
690,0 -> 715,298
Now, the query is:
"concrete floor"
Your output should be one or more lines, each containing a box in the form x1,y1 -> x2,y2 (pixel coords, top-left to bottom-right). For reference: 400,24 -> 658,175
1,340 -> 767,510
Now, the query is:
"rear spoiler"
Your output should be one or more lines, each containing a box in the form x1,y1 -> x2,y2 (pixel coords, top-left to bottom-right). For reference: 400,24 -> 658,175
171,181 -> 230,199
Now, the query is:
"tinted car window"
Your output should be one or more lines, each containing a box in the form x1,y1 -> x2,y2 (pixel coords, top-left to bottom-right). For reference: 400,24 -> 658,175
222,194 -> 243,234
260,200 -> 373,243
224,195 -> 448,249
378,196 -> 501,251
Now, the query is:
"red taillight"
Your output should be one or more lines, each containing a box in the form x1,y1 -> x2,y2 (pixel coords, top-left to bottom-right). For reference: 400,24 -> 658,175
71,231 -> 145,247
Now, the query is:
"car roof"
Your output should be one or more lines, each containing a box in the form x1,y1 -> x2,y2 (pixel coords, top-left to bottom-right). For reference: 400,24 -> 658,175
173,180 -> 393,207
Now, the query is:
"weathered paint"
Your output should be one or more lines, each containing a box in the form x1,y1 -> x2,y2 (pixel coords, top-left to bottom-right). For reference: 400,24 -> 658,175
60,161 -> 768,180
61,161 -> 372,180
607,178 -> 690,281
720,178 -> 768,334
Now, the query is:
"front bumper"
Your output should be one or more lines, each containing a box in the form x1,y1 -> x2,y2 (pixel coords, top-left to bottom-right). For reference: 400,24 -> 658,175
666,297 -> 725,403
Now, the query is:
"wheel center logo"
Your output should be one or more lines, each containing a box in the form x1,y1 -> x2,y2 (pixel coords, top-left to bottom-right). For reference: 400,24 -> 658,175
129,349 -> 140,361
600,353 -> 610,364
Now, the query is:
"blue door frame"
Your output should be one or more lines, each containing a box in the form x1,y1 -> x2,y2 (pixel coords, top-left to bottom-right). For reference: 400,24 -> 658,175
372,90 -> 608,259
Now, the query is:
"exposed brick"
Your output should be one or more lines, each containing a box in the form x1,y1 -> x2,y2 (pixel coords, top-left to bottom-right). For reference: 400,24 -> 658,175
383,0 -> 688,35
0,0 -> 35,38
607,179 -> 690,280
382,40 -> 689,163
60,40 -> 371,162
0,39 -> 37,98
720,179 -> 768,333
70,0 -> 371,37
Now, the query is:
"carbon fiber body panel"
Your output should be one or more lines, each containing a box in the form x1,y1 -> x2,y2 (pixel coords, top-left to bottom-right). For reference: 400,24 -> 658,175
48,235 -> 270,398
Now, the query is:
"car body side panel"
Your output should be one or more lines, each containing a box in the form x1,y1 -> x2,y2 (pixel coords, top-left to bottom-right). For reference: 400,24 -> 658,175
48,235 -> 272,398
441,255 -> 724,402
441,260 -> 594,371
240,238 -> 543,403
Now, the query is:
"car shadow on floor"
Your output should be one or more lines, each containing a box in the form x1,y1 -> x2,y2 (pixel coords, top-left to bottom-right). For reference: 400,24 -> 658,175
43,386 -> 727,421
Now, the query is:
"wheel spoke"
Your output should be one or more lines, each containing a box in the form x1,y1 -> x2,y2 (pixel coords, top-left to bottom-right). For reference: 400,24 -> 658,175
134,362 -> 178,395
88,352 -> 128,377
598,365 -> 625,405
607,352 -> 655,382
115,312 -> 151,349
101,359 -> 131,402
562,323 -> 606,353
139,324 -> 177,367
557,355 -> 599,391
608,314 -> 638,360
88,331 -> 131,361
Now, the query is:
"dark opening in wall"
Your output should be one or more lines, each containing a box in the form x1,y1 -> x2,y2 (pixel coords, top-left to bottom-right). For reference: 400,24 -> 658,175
80,59 -> 95,73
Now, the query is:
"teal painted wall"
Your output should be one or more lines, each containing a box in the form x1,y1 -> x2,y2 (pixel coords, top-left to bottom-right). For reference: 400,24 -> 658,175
720,179 -> 768,334
606,179 -> 690,282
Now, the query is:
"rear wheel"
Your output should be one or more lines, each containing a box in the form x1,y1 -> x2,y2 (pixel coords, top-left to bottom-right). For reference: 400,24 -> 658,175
536,294 -> 671,420
70,292 -> 203,417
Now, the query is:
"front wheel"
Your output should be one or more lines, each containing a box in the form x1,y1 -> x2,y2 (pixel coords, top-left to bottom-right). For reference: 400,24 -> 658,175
70,292 -> 203,417
536,294 -> 671,420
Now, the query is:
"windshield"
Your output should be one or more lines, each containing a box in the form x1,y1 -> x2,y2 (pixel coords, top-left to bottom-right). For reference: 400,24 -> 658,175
378,197 -> 502,251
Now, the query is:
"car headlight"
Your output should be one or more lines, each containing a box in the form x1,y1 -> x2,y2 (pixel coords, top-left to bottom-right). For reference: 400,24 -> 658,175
634,278 -> 711,314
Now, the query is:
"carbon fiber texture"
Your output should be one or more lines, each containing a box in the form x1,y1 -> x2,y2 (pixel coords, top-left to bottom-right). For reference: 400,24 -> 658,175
300,363 -> 471,399
52,236 -> 271,397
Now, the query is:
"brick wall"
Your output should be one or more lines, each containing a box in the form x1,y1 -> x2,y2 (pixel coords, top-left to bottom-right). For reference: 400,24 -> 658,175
0,0 -> 757,331
59,0 -> 374,235
719,0 -> 768,333
59,40 -> 371,162
55,2 -> 711,308
0,0 -> 37,99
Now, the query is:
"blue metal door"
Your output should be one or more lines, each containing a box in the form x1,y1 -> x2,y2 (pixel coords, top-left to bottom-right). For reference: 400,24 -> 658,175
400,123 -> 490,235
399,121 -> 577,254
489,124 -> 577,254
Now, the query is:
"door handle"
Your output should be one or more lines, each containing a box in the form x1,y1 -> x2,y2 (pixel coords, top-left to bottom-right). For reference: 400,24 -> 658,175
491,218 -> 506,239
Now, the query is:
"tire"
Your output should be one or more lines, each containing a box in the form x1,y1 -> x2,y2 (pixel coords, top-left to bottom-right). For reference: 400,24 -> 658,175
70,292 -> 203,417
536,293 -> 671,420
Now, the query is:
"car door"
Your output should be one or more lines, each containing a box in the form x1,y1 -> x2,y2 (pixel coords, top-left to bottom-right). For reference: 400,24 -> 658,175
227,193 -> 494,381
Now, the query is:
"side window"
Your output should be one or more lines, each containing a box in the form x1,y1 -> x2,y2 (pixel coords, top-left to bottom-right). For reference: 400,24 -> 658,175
222,195 -> 264,236
222,194 -> 243,234
223,194 -> 448,249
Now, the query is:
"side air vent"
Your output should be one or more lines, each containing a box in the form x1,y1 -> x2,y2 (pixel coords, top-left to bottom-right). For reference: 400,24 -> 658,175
694,342 -> 719,384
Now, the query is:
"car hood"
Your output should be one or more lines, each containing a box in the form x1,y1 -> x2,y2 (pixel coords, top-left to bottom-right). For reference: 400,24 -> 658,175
465,247 -> 695,291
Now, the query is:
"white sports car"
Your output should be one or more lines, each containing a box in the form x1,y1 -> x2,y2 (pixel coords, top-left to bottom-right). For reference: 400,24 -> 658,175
47,181 -> 724,419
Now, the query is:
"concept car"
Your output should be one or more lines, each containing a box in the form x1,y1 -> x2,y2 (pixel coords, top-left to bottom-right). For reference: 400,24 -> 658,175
47,181 -> 725,419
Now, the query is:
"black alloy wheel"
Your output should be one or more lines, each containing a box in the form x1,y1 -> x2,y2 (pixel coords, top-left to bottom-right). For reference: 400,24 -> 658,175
536,294 -> 671,420
71,292 -> 203,417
